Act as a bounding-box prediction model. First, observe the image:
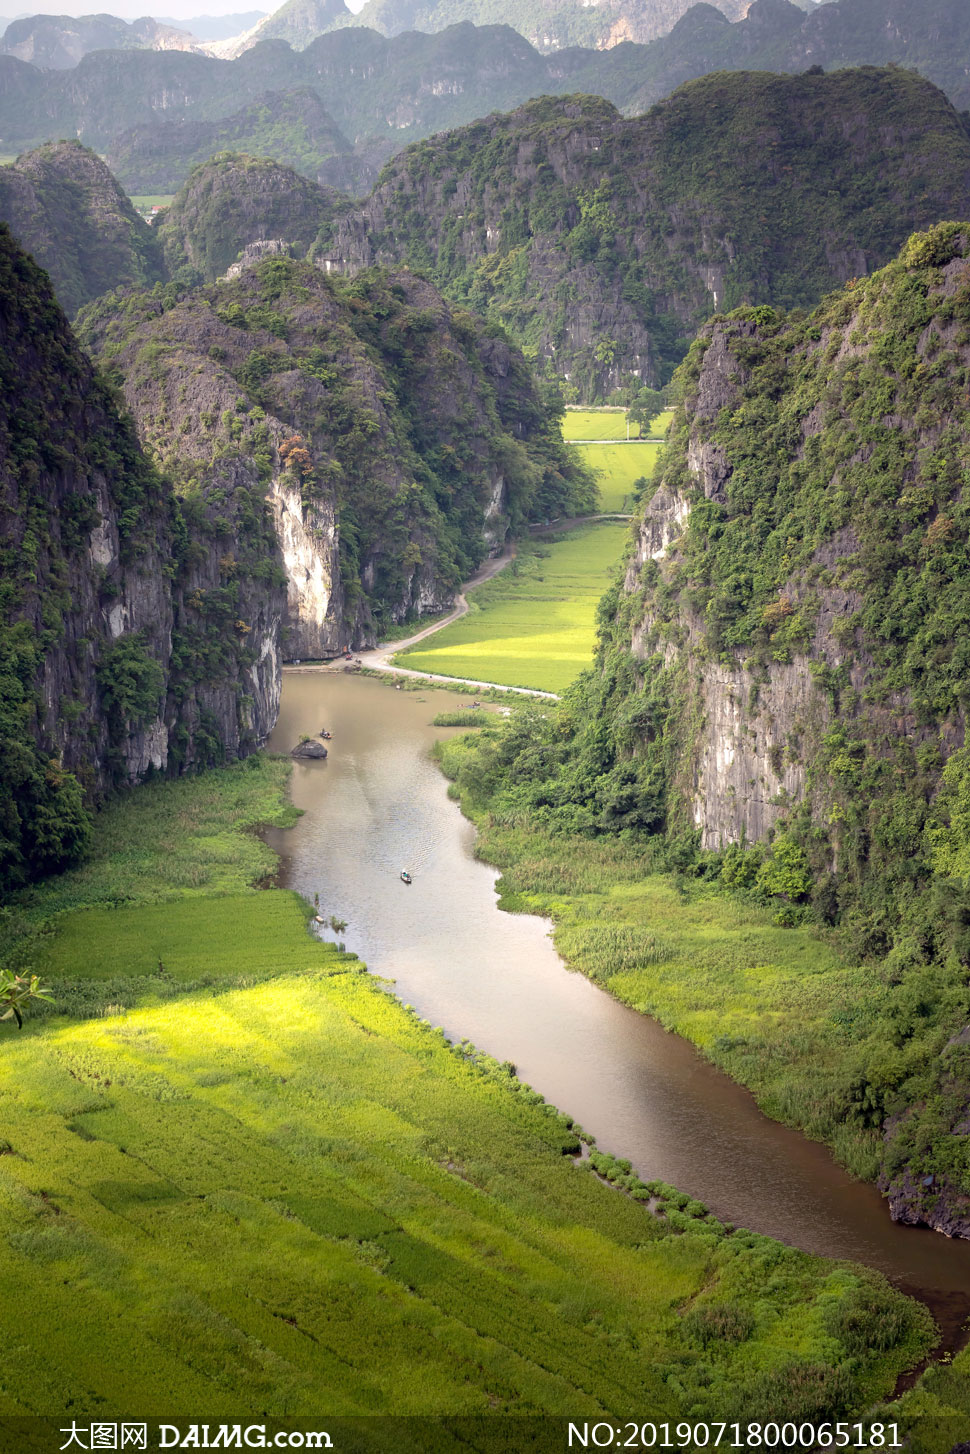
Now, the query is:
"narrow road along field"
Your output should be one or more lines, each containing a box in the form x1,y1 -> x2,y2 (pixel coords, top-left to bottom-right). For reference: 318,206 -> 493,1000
395,522 -> 628,694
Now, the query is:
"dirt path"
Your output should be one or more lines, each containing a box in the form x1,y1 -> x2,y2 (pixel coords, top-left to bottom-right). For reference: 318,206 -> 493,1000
286,543 -> 558,699
285,513 -> 632,699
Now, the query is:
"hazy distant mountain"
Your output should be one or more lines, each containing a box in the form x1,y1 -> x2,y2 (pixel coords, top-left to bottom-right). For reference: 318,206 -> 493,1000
353,0 -> 748,51
0,0 -> 966,174
157,11 -> 266,40
0,139 -> 164,311
0,11 -> 202,67
218,0 -> 349,54
105,86 -> 380,193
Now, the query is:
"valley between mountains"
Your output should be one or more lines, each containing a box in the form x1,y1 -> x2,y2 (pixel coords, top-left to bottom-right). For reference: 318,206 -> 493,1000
3,4 -> 970,1445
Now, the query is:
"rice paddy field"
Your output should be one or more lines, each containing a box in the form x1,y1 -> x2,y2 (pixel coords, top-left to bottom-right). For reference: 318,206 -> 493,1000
0,755 -> 934,1441
582,440 -> 663,512
561,410 -> 673,442
396,524 -> 628,693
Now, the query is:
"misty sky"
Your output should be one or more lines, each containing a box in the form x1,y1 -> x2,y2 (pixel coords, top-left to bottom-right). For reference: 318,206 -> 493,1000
0,0 -> 368,21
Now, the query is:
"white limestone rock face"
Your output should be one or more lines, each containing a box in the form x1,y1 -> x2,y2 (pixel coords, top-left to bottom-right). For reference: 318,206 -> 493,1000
621,314 -> 830,848
482,470 -> 509,554
223,239 -> 291,281
269,476 -> 344,658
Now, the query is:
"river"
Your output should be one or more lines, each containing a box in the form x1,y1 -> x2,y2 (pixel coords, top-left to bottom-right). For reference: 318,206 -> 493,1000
265,671 -> 970,1345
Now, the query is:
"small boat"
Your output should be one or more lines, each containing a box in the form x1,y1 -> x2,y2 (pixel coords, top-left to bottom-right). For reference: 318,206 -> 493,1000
400,870 -> 412,884
320,730 -> 332,740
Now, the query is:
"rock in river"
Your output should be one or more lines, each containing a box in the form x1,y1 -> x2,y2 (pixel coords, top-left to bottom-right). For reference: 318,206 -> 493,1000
291,739 -> 328,759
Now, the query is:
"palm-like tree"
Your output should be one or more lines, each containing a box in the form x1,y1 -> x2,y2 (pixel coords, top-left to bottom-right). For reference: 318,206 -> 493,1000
0,970 -> 53,1028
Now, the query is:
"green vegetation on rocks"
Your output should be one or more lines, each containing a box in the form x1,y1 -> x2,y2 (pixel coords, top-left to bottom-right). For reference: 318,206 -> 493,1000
80,257 -> 593,647
0,140 -> 165,315
432,223 -> 970,1243
156,151 -> 335,282
322,69 -> 970,394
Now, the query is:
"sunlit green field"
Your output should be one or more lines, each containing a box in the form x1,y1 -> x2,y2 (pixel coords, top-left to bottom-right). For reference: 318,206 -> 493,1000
397,524 -> 628,693
581,440 -> 663,512
128,194 -> 174,210
562,408 -> 630,440
1,757 -> 932,1431
562,409 -> 673,441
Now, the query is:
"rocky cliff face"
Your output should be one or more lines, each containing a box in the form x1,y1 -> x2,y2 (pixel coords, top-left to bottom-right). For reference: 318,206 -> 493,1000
157,152 -> 336,282
79,258 -> 590,654
620,231 -> 970,860
586,223 -> 970,1235
0,223 -> 285,891
320,69 -> 970,394
0,141 -> 165,316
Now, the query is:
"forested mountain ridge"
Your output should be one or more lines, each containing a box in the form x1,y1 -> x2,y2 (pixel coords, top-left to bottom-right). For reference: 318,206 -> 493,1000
79,260 -> 592,656
1,0 -> 968,170
0,141 -> 165,316
319,69 -> 970,394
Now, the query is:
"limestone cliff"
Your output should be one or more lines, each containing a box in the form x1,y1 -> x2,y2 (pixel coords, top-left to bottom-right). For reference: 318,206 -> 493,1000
318,69 -> 970,394
607,225 -> 970,1233
79,258 -> 591,654
0,222 -> 284,891
619,229 -> 970,866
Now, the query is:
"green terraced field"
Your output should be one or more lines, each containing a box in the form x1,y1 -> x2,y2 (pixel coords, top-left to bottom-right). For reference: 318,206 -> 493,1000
562,410 -> 673,441
397,524 -> 629,693
562,408 -> 630,440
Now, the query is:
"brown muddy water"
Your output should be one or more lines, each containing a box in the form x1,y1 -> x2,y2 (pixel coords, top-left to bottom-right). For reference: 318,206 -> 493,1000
266,672 -> 970,1340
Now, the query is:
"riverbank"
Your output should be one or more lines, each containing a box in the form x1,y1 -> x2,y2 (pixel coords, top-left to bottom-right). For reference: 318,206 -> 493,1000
0,749 -> 942,1438
435,729 -> 970,1445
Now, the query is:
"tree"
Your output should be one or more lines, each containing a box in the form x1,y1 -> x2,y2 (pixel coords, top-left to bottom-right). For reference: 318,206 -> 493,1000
0,969 -> 53,1028
756,836 -> 812,902
628,386 -> 666,437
